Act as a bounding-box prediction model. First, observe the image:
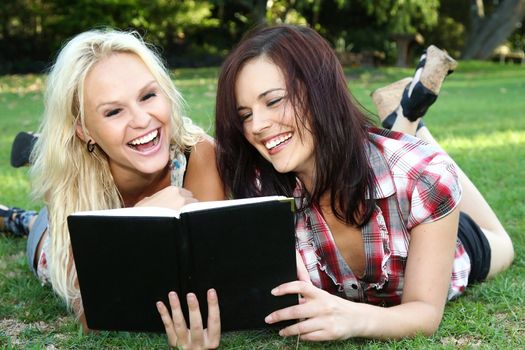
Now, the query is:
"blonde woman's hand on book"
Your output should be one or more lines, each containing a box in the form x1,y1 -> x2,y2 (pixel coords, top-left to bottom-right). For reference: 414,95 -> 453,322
135,186 -> 198,211
157,289 -> 221,350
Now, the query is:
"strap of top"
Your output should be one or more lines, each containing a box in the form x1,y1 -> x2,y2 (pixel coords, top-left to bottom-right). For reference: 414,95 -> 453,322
169,145 -> 189,187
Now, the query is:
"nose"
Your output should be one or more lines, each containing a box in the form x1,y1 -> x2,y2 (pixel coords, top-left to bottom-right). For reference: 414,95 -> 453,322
128,104 -> 151,129
250,109 -> 272,135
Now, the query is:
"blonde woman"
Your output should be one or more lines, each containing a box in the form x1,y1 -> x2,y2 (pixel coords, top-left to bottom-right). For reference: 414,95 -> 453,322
25,29 -> 224,344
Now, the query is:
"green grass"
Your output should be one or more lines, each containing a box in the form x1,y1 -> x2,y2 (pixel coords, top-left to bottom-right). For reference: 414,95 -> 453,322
1,61 -> 524,349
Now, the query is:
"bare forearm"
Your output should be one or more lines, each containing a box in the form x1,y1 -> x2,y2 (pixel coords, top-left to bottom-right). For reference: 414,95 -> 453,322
267,281 -> 446,341
354,300 -> 443,339
72,297 -> 90,334
78,311 -> 90,334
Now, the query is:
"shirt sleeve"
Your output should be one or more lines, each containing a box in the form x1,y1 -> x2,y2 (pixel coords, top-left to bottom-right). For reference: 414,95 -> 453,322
407,152 -> 462,229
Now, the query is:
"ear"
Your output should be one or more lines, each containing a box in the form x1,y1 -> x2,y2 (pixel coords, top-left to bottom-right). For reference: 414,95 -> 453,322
75,120 -> 88,142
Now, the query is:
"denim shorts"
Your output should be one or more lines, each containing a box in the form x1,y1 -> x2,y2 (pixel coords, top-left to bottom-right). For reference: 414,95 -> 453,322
26,207 -> 48,275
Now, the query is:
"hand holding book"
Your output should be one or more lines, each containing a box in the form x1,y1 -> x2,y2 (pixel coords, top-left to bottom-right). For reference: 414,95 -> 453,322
155,250 -> 310,349
157,290 -> 221,349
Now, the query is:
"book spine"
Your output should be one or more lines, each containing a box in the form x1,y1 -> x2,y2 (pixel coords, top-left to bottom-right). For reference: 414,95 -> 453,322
175,215 -> 191,321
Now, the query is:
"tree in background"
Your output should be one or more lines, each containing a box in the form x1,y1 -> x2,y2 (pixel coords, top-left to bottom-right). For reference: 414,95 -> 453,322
419,0 -> 470,59
362,0 -> 440,66
421,0 -> 525,60
46,0 -> 222,66
1,0 -> 524,73
462,0 -> 525,59
0,0 -> 221,73
0,0 -> 49,73
289,0 -> 440,66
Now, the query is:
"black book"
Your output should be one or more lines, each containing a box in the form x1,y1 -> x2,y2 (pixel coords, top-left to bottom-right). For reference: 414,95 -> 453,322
67,196 -> 298,333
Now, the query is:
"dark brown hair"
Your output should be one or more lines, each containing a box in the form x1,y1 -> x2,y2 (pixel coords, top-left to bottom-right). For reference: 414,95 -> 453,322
215,24 -> 375,226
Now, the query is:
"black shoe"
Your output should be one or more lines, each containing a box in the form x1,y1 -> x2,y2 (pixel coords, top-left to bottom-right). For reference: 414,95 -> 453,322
0,205 -> 37,237
10,132 -> 38,168
399,81 -> 438,122
381,109 -> 425,131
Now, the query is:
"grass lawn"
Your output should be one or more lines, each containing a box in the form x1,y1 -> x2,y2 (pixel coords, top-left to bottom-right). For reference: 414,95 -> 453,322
1,61 -> 524,349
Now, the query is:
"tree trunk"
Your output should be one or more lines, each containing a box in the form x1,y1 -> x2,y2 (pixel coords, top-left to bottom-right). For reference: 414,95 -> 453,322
466,0 -> 485,44
395,37 -> 411,67
462,0 -> 525,59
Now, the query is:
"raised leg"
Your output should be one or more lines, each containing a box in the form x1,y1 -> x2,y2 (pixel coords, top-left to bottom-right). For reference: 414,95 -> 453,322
370,46 -> 514,278
371,45 -> 457,135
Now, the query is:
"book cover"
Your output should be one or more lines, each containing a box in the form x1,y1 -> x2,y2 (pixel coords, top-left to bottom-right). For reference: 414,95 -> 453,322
67,196 -> 298,333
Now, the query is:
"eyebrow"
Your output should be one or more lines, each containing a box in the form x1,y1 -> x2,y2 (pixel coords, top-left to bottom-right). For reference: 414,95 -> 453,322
96,80 -> 158,111
236,88 -> 285,111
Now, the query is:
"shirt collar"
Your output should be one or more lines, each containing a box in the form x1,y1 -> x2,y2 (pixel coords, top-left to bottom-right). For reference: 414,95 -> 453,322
366,138 -> 396,199
292,131 -> 397,201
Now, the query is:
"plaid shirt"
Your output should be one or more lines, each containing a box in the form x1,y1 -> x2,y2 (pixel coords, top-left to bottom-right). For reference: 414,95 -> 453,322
295,128 -> 468,306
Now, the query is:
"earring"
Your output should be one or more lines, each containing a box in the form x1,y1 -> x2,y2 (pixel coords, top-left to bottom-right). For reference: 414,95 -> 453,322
87,140 -> 96,153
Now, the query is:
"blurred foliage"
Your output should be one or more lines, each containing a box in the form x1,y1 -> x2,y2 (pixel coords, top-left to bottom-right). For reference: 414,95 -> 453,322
0,0 -> 523,73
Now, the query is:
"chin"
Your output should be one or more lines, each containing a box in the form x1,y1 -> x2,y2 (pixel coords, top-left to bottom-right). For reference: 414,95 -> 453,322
140,157 -> 169,174
271,163 -> 295,174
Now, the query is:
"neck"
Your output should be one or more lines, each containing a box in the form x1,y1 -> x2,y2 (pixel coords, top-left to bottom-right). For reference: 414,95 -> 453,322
297,171 -> 314,194
298,174 -> 337,218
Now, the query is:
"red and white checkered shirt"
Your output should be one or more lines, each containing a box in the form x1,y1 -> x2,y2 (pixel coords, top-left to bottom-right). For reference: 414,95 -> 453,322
295,128 -> 468,306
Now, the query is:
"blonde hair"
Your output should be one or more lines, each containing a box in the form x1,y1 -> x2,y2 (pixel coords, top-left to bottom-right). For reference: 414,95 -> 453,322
30,29 -> 204,308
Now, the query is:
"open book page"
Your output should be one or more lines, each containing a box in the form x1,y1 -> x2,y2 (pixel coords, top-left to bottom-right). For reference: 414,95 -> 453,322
71,206 -> 180,217
179,195 -> 290,213
70,196 -> 290,218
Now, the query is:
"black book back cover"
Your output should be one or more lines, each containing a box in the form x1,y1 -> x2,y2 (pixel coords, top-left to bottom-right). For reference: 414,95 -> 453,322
67,198 -> 297,333
181,200 -> 297,331
68,215 -> 180,332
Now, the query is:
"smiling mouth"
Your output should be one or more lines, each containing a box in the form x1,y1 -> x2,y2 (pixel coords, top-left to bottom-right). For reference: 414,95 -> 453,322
127,129 -> 160,151
265,132 -> 292,150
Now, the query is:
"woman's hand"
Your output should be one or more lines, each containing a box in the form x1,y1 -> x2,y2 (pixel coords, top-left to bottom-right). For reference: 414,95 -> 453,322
295,250 -> 311,283
135,186 -> 198,211
265,281 -> 361,341
157,289 -> 221,350
267,254 -> 359,341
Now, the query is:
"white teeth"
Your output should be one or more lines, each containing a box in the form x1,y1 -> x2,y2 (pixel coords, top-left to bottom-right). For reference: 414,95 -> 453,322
265,133 -> 292,150
129,129 -> 158,145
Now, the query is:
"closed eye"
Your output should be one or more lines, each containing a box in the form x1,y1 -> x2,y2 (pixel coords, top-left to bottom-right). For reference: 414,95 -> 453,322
105,108 -> 122,117
141,92 -> 157,101
267,96 -> 284,107
240,111 -> 252,122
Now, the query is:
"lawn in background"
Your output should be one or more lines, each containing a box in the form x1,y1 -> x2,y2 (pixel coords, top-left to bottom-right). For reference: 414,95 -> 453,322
1,61 -> 524,349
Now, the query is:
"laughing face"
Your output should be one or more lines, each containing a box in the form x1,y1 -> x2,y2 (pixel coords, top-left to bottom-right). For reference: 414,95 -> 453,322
235,57 -> 315,186
82,52 -> 172,181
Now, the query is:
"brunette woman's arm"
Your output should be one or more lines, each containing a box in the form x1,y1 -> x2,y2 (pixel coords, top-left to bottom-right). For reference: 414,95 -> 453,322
265,208 -> 460,340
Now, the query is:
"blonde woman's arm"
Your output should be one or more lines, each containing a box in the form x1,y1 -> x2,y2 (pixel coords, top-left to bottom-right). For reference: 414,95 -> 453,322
71,292 -> 90,333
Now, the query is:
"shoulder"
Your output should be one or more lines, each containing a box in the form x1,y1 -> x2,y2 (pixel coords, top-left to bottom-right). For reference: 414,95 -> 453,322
188,135 -> 217,165
184,136 -> 225,201
367,127 -> 453,180
368,128 -> 461,226
369,127 -> 435,157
